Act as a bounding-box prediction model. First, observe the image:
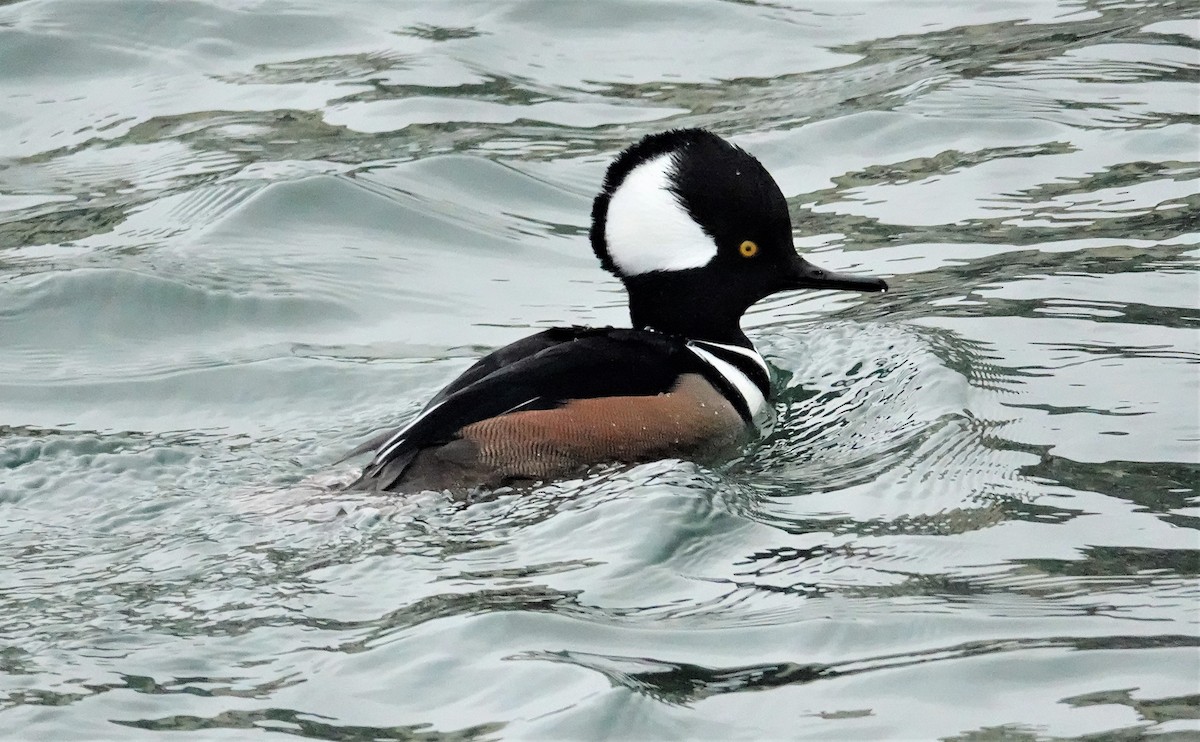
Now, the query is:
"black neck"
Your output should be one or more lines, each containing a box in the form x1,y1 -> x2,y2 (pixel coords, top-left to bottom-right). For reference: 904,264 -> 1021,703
625,274 -> 752,347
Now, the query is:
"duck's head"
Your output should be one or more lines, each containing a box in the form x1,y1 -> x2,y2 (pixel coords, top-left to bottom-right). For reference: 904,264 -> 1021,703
590,128 -> 887,345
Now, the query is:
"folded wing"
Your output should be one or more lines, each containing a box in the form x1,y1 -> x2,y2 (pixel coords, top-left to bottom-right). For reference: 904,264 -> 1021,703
347,329 -> 696,490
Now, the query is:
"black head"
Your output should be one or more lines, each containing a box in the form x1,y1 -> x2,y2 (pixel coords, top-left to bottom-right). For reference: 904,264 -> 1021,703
590,129 -> 886,345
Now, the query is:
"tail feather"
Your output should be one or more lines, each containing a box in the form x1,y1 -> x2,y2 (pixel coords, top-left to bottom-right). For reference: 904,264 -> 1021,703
344,448 -> 419,491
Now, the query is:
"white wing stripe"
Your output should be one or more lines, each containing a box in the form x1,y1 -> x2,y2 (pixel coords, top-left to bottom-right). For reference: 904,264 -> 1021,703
371,398 -> 448,465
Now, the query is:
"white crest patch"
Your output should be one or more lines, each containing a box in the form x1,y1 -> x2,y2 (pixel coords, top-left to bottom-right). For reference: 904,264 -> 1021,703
605,153 -> 718,276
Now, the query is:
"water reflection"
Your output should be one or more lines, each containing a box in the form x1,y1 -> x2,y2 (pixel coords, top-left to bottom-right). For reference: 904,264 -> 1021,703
521,632 -> 1200,705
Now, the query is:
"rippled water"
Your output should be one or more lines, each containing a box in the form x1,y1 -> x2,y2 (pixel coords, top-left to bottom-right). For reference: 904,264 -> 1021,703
2,1 -> 1198,739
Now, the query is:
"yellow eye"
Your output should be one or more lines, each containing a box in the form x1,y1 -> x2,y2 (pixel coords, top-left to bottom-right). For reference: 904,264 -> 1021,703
738,240 -> 759,258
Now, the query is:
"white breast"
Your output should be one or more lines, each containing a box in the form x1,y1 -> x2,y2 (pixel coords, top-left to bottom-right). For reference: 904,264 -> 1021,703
686,342 -> 772,430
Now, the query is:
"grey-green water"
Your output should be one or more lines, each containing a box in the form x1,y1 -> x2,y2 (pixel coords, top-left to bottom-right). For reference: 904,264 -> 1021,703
1,1 -> 1198,740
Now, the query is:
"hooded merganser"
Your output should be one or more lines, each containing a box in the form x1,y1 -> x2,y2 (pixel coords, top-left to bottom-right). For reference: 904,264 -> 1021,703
346,128 -> 887,492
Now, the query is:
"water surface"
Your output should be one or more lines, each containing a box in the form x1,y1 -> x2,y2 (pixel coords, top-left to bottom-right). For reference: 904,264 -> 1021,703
1,1 -> 1198,739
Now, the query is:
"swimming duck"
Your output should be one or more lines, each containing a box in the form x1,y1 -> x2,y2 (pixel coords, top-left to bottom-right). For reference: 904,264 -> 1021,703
346,128 -> 886,491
